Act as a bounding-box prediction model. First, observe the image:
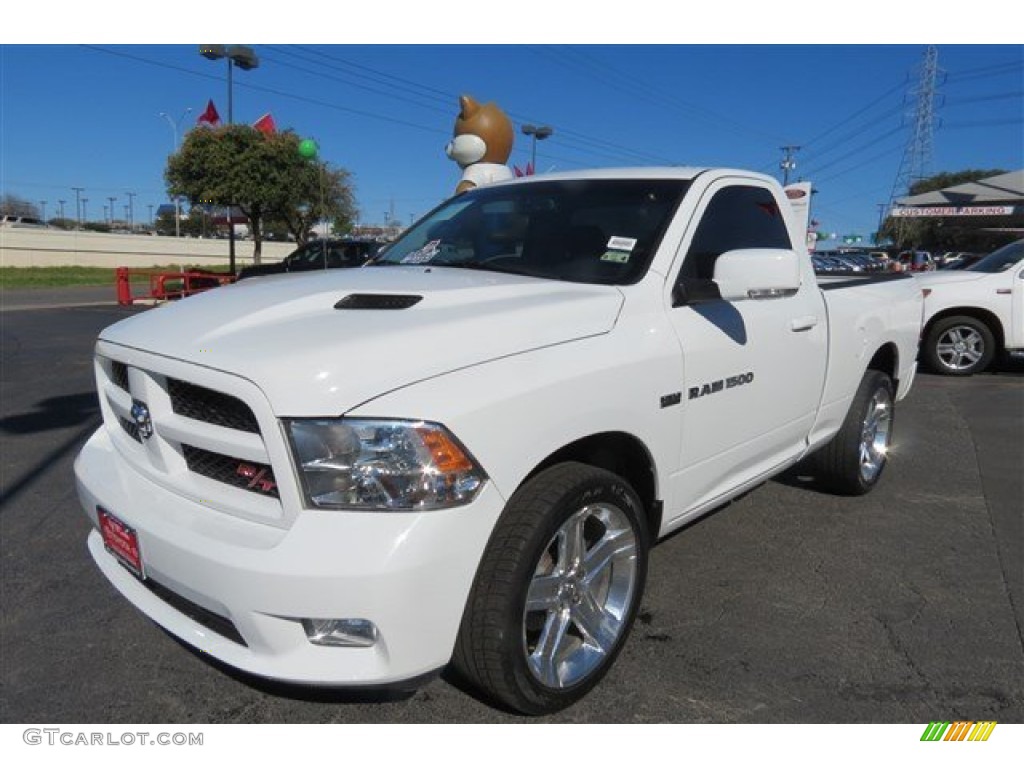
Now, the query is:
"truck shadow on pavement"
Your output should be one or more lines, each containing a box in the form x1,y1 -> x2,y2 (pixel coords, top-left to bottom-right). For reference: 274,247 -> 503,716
0,391 -> 100,435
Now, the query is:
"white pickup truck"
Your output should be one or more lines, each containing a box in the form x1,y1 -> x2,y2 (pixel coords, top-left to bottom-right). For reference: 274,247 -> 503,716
75,167 -> 923,714
916,239 -> 1024,375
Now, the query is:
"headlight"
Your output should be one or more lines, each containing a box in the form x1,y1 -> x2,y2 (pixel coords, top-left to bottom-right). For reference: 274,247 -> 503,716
284,418 -> 487,511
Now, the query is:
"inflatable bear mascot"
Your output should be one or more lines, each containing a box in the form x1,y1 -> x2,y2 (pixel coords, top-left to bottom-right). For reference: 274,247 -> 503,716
446,94 -> 514,195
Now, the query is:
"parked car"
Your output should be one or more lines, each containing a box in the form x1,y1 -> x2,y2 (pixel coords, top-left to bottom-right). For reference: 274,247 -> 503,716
237,238 -> 378,280
897,250 -> 935,272
0,215 -> 46,228
916,239 -> 1024,375
938,252 -> 983,270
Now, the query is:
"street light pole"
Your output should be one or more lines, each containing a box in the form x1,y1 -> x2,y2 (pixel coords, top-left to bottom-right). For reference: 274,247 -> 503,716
72,187 -> 84,229
126,192 -> 136,232
58,200 -> 66,222
521,124 -> 553,174
81,198 -> 89,226
200,44 -> 259,275
39,200 -> 47,225
107,196 -> 117,226
160,108 -> 192,239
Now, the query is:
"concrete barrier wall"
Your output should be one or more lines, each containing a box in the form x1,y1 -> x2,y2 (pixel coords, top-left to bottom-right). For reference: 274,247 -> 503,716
0,228 -> 295,268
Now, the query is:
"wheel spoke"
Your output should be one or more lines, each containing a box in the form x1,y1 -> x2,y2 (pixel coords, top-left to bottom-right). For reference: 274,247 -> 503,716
582,527 -> 635,585
572,588 -> 619,654
529,609 -> 572,687
557,511 -> 587,572
526,573 -> 562,613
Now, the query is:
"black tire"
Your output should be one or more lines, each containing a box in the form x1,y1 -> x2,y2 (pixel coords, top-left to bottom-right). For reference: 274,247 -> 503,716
453,462 -> 649,715
808,370 -> 895,496
923,315 -> 996,376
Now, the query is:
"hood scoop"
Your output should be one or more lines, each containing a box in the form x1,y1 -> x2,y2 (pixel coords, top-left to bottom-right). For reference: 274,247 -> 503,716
334,293 -> 423,310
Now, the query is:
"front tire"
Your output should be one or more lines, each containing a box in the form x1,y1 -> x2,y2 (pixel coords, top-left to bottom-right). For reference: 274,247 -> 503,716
923,315 -> 996,376
808,370 -> 895,496
453,462 -> 649,715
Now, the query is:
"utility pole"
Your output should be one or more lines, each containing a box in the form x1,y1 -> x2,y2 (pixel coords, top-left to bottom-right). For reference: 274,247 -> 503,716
780,145 -> 801,186
72,187 -> 84,229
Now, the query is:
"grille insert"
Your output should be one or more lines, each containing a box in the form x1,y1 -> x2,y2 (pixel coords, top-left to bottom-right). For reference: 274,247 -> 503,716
183,445 -> 279,498
168,379 -> 259,433
118,416 -> 142,443
143,578 -> 247,647
110,360 -> 130,391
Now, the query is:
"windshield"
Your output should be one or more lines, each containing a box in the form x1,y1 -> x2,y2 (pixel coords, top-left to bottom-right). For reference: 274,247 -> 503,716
966,240 -> 1024,273
370,178 -> 690,285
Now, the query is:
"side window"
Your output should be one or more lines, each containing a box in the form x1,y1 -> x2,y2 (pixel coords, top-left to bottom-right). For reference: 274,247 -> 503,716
680,185 -> 793,281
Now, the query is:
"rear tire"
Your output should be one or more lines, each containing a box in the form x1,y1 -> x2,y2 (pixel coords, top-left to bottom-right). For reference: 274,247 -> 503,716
808,370 -> 895,496
453,462 -> 649,715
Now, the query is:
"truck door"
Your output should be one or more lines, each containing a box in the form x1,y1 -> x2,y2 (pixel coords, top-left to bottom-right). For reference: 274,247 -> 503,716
1013,261 -> 1024,349
665,180 -> 828,515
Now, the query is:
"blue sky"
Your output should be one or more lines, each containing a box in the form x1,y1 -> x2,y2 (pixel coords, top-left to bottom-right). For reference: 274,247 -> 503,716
2,12 -> 1021,242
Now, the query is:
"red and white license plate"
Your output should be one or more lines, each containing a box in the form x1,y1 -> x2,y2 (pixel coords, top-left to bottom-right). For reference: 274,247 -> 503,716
97,507 -> 145,579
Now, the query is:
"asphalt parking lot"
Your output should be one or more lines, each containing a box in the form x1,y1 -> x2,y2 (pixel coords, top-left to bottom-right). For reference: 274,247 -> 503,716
1,289 -> 1022,723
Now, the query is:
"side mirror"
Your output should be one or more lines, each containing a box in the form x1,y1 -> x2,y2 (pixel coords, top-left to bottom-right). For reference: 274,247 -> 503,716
713,248 -> 801,301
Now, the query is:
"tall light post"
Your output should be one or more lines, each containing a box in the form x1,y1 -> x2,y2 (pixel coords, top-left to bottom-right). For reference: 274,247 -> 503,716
58,200 -> 66,222
148,204 -> 154,228
39,200 -> 47,225
160,107 -> 192,239
521,124 -> 553,174
107,196 -> 117,226
72,187 -> 84,229
199,44 -> 260,274
126,192 -> 136,232
81,198 -> 89,226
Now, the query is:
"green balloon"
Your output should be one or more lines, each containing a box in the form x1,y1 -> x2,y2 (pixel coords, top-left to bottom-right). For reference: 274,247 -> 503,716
298,139 -> 318,159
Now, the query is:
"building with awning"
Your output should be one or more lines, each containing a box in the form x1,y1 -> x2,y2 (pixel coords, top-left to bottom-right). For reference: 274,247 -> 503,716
892,169 -> 1022,220
889,170 -> 1023,246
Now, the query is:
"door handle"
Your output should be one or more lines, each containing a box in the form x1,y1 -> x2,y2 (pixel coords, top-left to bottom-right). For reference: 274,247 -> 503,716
791,315 -> 819,332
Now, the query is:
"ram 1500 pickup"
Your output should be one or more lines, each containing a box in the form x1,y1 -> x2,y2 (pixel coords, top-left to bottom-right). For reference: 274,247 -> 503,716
75,167 -> 923,714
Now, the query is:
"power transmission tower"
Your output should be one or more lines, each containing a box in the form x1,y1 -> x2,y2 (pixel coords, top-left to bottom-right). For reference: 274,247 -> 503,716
885,46 -> 943,241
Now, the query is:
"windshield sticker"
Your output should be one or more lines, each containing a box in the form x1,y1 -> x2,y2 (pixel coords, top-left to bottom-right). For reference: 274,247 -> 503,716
401,239 -> 441,264
600,250 -> 631,264
607,236 -> 637,252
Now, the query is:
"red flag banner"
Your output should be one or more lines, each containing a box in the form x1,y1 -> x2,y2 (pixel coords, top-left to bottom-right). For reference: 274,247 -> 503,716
252,113 -> 276,135
197,100 -> 221,127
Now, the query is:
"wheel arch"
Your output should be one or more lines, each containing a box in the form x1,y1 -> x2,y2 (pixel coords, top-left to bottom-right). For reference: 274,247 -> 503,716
924,307 -> 1005,351
866,342 -> 899,384
523,431 -> 662,538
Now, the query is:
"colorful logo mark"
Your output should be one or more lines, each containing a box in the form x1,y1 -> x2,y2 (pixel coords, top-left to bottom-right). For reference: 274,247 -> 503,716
920,721 -> 997,742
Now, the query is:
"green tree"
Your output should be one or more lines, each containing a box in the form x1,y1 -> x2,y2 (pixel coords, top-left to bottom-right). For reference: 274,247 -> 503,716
274,162 -> 358,244
165,125 -> 357,263
1,194 -> 38,217
880,168 -> 1018,252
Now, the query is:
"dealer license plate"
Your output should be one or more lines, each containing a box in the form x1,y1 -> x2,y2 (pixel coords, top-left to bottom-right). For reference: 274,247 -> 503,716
97,507 -> 145,579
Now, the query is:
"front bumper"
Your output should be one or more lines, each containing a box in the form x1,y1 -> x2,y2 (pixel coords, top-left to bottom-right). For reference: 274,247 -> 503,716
74,427 -> 507,686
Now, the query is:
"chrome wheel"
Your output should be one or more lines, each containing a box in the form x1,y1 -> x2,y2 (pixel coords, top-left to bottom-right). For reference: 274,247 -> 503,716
936,325 -> 985,371
523,503 -> 638,689
859,386 -> 893,484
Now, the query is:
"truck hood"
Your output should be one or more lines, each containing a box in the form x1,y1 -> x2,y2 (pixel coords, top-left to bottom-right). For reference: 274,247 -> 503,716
101,266 -> 624,415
